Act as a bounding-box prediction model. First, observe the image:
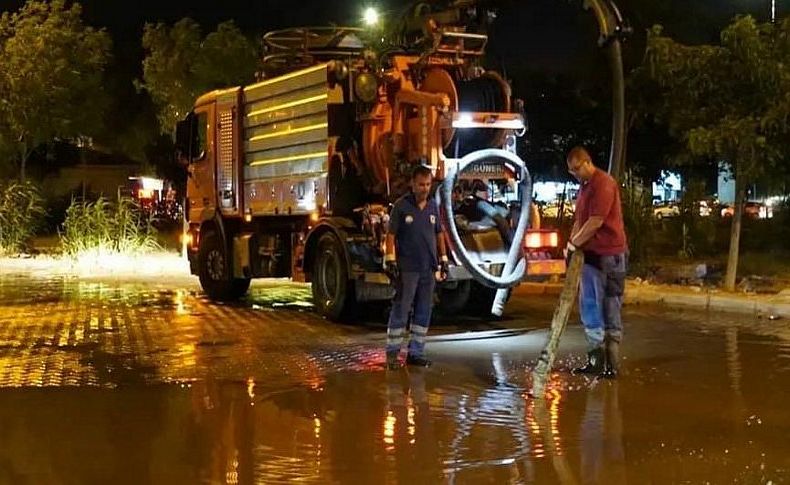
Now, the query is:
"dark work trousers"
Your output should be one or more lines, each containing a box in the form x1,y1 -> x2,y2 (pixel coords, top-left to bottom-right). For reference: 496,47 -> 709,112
579,253 -> 627,349
386,271 -> 436,357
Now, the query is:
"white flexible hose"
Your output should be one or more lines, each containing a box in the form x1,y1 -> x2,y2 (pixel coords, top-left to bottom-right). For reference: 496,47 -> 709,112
440,149 -> 532,291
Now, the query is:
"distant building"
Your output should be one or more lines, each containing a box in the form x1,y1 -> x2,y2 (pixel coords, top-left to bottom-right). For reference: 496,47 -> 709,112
38,143 -> 144,200
652,171 -> 682,203
717,163 -> 735,204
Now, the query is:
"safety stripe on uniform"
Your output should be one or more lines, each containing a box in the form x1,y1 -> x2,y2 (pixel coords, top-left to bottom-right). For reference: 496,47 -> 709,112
410,325 -> 429,336
387,327 -> 405,348
410,335 -> 427,344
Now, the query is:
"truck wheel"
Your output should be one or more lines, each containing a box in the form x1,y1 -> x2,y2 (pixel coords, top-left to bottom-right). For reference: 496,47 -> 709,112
198,230 -> 250,301
311,232 -> 354,321
437,280 -> 471,315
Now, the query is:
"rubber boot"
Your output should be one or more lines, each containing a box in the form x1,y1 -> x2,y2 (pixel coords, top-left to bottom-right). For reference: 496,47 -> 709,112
601,339 -> 620,379
406,354 -> 432,367
572,346 -> 605,375
386,351 -> 402,370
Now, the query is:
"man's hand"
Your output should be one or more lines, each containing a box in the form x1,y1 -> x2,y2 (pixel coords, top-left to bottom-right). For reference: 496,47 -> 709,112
384,254 -> 399,281
438,255 -> 449,281
564,241 -> 577,266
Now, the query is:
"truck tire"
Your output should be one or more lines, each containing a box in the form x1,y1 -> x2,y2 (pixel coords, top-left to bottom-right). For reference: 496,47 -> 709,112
198,230 -> 251,301
311,232 -> 355,321
437,280 -> 471,315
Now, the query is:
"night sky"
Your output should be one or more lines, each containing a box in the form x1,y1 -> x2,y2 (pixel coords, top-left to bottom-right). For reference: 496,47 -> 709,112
0,0 -> 782,163
0,0 -> 777,75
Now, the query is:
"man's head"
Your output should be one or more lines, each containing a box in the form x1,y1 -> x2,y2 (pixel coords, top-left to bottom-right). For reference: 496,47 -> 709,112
471,179 -> 489,200
566,146 -> 596,182
452,185 -> 464,202
411,165 -> 433,202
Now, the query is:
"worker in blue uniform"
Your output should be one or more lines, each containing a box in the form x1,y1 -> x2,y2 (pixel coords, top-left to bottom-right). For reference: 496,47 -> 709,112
384,165 -> 449,370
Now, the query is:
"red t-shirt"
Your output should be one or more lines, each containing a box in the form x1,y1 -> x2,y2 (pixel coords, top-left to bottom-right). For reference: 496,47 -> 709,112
574,169 -> 628,256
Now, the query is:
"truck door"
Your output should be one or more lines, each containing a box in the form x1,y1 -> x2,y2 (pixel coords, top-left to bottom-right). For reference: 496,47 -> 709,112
215,90 -> 242,216
187,104 -> 217,222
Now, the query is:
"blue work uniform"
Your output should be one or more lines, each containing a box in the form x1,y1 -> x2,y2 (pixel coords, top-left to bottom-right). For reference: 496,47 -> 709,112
386,192 -> 442,358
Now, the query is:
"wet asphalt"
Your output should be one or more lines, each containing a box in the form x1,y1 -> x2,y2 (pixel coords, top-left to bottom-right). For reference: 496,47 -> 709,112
0,274 -> 788,484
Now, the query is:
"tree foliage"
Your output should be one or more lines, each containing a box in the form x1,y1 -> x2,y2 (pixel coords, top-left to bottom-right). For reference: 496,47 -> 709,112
138,19 -> 258,133
640,16 -> 790,184
0,0 -> 111,180
636,15 -> 790,289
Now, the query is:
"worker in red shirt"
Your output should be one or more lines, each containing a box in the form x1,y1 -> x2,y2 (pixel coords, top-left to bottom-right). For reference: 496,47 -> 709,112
565,147 -> 628,378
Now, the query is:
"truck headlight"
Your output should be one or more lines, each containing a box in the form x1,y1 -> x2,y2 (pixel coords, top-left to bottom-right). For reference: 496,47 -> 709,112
354,72 -> 378,103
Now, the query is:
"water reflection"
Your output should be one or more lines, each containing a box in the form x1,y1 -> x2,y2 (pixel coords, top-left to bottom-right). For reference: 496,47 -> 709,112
385,370 -> 443,483
444,353 -> 534,483
1,366 -> 789,483
579,383 -> 626,485
2,275 -> 790,482
187,380 -> 255,484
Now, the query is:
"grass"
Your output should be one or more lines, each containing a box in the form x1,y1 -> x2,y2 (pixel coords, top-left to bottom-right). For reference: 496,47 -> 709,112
0,181 -> 45,255
60,196 -> 160,258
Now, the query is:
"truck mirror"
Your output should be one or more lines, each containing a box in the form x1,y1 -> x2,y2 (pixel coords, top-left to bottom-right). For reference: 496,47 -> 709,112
175,114 -> 193,166
176,112 -> 205,165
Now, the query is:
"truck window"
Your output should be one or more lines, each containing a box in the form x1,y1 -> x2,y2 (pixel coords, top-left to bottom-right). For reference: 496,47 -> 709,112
194,112 -> 208,161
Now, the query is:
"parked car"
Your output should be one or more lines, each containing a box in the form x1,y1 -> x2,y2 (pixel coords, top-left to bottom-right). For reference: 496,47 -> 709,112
720,202 -> 772,219
697,200 -> 713,217
654,203 -> 680,219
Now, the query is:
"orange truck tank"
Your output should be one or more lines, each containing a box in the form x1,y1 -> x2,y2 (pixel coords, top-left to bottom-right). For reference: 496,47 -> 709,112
175,1 -> 628,321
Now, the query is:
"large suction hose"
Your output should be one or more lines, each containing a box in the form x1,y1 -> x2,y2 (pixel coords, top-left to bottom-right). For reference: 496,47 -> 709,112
441,148 -> 532,290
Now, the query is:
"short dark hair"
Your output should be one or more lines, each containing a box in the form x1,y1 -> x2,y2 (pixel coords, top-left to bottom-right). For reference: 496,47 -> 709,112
567,146 -> 592,164
412,164 -> 433,180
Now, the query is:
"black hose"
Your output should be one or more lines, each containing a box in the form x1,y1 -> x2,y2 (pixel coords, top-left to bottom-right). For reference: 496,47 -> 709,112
449,76 -> 508,156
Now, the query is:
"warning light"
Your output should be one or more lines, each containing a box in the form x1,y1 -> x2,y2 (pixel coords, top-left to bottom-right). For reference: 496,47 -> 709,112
525,232 -> 542,249
180,233 -> 193,246
138,188 -> 154,199
524,230 -> 559,249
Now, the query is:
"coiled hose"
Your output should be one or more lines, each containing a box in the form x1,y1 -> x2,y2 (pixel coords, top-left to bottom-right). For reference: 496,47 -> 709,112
441,149 -> 532,291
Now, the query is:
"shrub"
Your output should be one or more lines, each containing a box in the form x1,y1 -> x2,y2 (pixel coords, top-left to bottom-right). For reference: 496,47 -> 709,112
620,177 -> 654,266
61,196 -> 160,257
0,181 -> 45,254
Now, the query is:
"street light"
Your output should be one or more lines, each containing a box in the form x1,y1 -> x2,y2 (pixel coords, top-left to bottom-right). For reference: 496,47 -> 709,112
363,7 -> 379,26
772,0 -> 776,22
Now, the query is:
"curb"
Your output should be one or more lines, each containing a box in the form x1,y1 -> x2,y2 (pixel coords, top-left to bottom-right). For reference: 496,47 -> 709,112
514,280 -> 790,318
628,284 -> 790,318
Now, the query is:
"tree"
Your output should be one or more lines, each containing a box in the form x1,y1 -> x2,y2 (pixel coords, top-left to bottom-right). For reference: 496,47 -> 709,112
0,0 -> 111,180
637,16 -> 790,290
138,19 -> 258,134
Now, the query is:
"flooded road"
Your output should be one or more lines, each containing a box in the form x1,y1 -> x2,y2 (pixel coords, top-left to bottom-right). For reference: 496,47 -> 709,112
0,274 -> 788,483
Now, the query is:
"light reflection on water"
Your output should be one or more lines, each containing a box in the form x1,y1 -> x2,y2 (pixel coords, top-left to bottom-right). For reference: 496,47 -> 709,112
0,275 -> 789,482
4,364 -> 783,484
